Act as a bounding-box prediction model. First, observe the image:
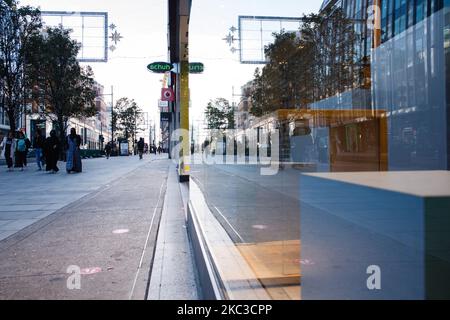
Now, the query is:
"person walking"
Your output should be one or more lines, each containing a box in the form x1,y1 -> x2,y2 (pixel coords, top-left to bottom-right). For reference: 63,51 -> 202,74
23,132 -> 31,167
44,130 -> 60,173
14,131 -> 28,171
105,142 -> 112,159
137,138 -> 145,160
1,131 -> 16,172
66,128 -> 82,173
33,130 -> 45,171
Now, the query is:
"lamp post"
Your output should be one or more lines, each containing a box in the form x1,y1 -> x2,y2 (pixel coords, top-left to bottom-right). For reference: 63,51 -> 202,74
110,86 -> 114,144
95,112 -> 104,151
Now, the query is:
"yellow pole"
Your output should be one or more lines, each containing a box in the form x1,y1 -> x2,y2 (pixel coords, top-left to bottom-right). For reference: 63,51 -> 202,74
179,60 -> 190,179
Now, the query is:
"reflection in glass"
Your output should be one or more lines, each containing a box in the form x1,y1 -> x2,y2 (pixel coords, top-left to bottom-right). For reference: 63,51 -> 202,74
188,0 -> 450,300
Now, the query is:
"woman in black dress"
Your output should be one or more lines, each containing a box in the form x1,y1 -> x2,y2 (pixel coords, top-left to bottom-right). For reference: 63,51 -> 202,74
44,130 -> 61,173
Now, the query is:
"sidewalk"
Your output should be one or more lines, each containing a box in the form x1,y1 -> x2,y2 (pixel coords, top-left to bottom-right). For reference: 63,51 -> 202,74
148,166 -> 201,300
0,155 -> 170,299
0,155 -> 163,241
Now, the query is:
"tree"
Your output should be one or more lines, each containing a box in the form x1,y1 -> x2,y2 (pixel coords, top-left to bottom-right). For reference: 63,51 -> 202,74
249,10 -> 358,117
113,97 -> 143,152
249,68 -> 265,117
110,104 -> 119,142
0,0 -> 41,133
26,26 -> 97,154
205,98 -> 235,130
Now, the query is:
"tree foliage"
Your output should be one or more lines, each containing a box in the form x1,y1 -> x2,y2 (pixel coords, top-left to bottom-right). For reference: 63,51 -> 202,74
26,26 -> 97,145
112,97 -> 143,150
0,0 -> 41,132
249,10 -> 360,117
205,98 -> 235,130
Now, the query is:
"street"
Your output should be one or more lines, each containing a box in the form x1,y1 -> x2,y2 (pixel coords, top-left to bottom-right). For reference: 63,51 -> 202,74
0,155 -> 170,299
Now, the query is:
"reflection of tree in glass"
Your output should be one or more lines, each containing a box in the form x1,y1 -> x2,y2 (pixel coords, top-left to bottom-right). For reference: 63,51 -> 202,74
205,98 -> 235,130
249,9 -> 361,117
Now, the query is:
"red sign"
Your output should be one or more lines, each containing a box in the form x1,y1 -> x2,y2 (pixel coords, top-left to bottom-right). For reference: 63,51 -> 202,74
161,88 -> 175,102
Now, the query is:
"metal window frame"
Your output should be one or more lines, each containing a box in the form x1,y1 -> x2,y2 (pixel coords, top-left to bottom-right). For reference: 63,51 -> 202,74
238,15 -> 305,64
41,11 -> 109,63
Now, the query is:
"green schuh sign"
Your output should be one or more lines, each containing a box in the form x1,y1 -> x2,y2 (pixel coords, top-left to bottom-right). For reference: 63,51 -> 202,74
147,62 -> 173,73
189,62 -> 204,74
147,62 -> 204,74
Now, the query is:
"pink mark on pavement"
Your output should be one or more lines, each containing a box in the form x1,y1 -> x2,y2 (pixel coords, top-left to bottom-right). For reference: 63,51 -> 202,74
113,229 -> 129,234
80,267 -> 102,275
252,225 -> 268,230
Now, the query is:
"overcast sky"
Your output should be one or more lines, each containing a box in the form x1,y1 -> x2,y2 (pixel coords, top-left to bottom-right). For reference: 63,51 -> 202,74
20,0 -> 322,141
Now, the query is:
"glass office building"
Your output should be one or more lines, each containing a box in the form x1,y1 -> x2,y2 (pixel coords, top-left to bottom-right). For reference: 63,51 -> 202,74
374,0 -> 448,170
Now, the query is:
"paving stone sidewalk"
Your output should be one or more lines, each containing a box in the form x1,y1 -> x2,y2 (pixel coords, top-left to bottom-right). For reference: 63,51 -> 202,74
0,155 -> 163,241
0,157 -> 170,300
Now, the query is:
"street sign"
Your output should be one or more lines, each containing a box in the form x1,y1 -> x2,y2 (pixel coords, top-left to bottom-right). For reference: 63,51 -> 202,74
189,62 -> 204,73
159,106 -> 170,113
160,112 -> 171,122
161,88 -> 175,102
148,62 -> 204,74
147,62 -> 173,73
158,100 -> 169,107
159,105 -> 170,112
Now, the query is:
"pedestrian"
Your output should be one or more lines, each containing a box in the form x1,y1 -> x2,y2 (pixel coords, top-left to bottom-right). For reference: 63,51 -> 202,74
157,146 -> 162,154
23,132 -> 31,167
14,131 -> 28,171
66,128 -> 82,173
105,142 -> 112,159
44,130 -> 60,173
137,138 -> 145,160
33,130 -> 45,171
0,131 -> 16,172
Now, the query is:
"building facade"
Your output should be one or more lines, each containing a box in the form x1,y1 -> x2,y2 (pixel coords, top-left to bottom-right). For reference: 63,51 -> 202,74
235,81 -> 253,130
0,108 -> 10,140
26,80 -> 110,150
373,0 -> 449,169
312,0 -> 450,170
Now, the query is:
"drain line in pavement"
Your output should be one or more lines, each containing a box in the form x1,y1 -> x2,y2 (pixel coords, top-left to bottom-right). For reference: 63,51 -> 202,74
128,180 -> 166,300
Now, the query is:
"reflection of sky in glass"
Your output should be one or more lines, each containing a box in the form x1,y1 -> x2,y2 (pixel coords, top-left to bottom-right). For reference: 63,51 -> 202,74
240,18 -> 303,63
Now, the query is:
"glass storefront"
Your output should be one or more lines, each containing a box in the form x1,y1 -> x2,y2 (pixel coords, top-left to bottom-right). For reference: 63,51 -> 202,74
187,0 -> 450,299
